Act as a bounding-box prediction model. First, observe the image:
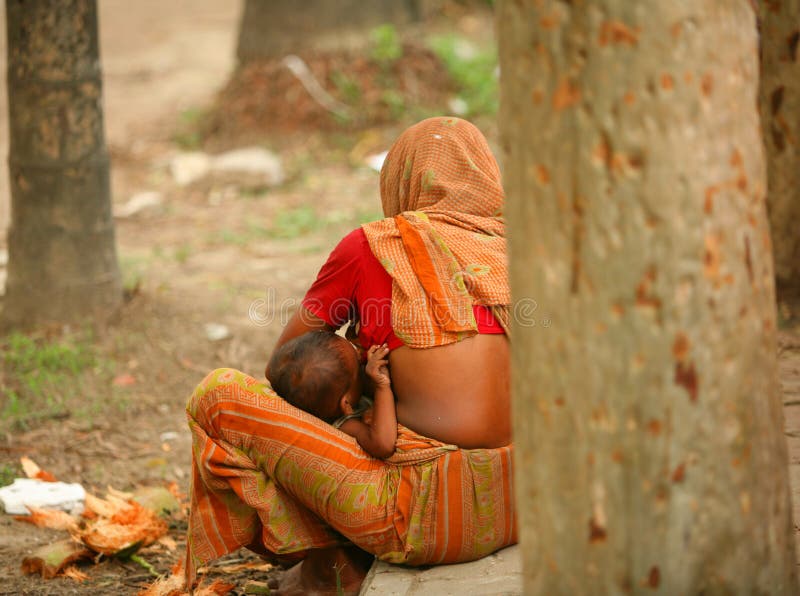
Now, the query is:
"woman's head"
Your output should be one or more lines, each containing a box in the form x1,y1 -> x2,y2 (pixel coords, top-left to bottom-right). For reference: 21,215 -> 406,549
267,331 -> 361,422
379,117 -> 504,218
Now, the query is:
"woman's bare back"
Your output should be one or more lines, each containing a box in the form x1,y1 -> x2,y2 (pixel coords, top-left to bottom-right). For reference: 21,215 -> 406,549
389,334 -> 511,449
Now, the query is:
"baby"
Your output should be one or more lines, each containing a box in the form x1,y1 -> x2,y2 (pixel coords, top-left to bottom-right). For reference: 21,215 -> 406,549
266,330 -> 397,459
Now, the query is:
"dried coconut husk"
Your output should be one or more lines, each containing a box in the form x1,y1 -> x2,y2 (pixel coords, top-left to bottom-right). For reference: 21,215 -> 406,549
77,499 -> 168,556
21,539 -> 93,579
15,506 -> 79,532
137,562 -> 184,596
194,579 -> 235,595
61,565 -> 90,582
20,456 -> 57,482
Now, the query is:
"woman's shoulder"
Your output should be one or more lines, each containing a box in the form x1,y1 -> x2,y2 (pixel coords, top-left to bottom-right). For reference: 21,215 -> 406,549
328,227 -> 371,262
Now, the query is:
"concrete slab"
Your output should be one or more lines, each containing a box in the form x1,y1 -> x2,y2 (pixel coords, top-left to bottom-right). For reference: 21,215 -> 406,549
359,545 -> 522,596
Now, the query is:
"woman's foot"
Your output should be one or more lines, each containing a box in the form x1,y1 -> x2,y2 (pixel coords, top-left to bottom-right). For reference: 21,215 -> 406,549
269,546 -> 374,596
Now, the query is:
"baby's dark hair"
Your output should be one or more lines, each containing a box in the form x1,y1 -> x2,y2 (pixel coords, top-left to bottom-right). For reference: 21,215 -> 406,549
267,331 -> 354,422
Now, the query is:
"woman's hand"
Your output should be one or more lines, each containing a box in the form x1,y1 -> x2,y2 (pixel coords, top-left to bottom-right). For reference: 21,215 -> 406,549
365,344 -> 391,387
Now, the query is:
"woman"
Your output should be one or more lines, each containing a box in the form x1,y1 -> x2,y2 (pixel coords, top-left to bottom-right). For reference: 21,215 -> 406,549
186,117 -> 515,595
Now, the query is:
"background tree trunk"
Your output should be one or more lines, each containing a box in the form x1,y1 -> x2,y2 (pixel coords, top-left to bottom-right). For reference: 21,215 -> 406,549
759,0 -> 800,298
236,0 -> 434,63
498,0 -> 797,593
4,0 -> 122,327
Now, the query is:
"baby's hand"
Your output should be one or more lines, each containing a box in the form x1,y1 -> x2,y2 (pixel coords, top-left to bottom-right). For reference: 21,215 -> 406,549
365,344 -> 391,387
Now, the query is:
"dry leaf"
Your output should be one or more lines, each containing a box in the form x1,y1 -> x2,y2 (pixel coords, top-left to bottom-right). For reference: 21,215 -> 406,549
113,373 -> 137,386
21,539 -> 93,579
20,456 -> 57,482
15,506 -> 79,532
62,565 -> 90,582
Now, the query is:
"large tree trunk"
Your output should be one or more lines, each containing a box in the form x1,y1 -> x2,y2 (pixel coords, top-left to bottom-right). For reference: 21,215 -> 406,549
236,0 -> 432,63
498,0 -> 797,593
4,0 -> 122,326
759,0 -> 800,297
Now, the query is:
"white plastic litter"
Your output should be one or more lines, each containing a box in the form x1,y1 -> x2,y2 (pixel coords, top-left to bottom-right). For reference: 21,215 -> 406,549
0,478 -> 85,515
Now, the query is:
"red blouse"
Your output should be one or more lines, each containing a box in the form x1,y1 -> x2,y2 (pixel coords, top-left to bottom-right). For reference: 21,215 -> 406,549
302,228 -> 504,354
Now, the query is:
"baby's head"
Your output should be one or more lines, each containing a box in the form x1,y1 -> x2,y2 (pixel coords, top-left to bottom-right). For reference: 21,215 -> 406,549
267,331 -> 361,422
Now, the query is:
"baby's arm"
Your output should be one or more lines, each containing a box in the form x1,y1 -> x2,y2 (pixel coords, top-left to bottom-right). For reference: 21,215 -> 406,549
339,345 -> 397,459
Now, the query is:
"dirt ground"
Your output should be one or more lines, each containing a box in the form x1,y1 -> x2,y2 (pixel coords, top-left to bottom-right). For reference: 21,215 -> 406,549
1,2 -> 800,595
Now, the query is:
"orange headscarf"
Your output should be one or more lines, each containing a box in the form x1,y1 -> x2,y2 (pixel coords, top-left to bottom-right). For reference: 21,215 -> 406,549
361,117 -> 510,348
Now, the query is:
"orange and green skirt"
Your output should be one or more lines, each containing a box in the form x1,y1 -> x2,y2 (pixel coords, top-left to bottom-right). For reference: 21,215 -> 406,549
185,368 -> 517,584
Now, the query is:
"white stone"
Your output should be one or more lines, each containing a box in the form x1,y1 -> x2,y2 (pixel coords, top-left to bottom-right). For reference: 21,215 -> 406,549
0,478 -> 85,516
114,191 -> 164,218
211,147 -> 285,187
365,151 -> 388,173
170,152 -> 212,186
204,323 -> 232,342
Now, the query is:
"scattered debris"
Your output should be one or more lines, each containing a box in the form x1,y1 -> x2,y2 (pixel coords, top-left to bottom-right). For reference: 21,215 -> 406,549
20,456 -> 57,482
15,506 -> 79,532
210,146 -> 286,188
115,191 -> 164,218
194,579 -> 236,595
77,495 -> 168,556
0,478 -> 85,515
113,373 -> 138,387
282,54 -> 354,120
20,539 -> 93,579
61,565 -> 90,582
170,152 -> 212,186
137,563 -> 184,596
243,580 -> 272,594
204,323 -> 232,342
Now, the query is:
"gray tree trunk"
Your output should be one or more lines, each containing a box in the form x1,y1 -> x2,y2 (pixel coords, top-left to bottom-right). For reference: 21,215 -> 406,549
498,0 -> 797,593
759,0 -> 800,295
4,0 -> 122,327
236,0 -> 432,63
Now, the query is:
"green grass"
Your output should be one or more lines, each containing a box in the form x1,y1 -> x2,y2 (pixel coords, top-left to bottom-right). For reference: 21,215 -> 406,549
0,462 -> 19,487
212,205 -> 386,249
369,24 -> 403,67
430,34 -> 499,116
173,107 -> 207,150
0,331 -> 114,431
330,70 -> 362,104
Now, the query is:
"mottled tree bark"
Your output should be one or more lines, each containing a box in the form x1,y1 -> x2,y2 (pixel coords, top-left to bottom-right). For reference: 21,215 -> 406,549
498,0 -> 797,593
759,0 -> 800,295
4,0 -> 121,326
236,0 -> 433,63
